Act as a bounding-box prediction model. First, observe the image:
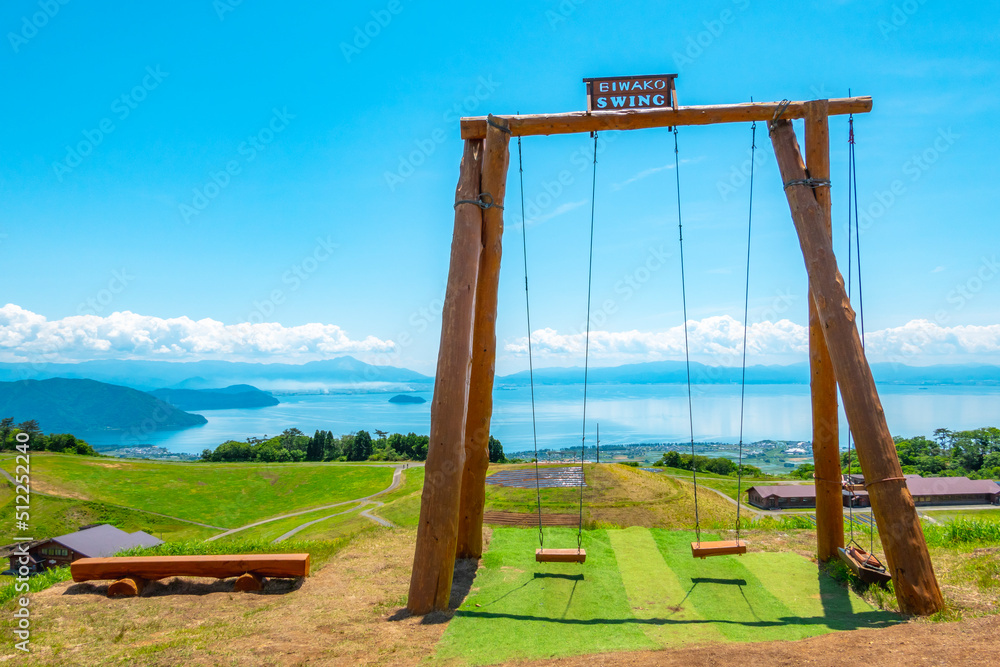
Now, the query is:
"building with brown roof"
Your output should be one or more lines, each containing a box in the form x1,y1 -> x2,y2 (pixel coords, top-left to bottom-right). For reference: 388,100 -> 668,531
3,524 -> 163,575
748,476 -> 1000,510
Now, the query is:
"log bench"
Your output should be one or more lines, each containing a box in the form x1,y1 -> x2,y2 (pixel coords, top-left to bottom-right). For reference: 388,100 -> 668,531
70,554 -> 310,598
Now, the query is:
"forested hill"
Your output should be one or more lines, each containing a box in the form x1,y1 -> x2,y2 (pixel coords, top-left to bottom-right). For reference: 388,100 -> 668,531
149,384 -> 279,410
0,378 -> 208,433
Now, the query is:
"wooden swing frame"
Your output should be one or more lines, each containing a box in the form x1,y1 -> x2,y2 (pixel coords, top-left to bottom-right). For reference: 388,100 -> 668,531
405,94 -> 944,618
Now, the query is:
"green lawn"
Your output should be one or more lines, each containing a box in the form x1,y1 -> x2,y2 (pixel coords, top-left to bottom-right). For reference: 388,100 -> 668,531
920,507 -> 1000,523
7,453 -> 395,529
215,502 -> 366,543
373,466 -> 425,528
433,526 -> 898,665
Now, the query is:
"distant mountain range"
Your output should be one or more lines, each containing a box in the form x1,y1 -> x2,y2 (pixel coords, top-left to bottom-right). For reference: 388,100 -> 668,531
0,378 -> 207,434
497,361 -> 1000,386
0,357 -> 994,394
0,357 -> 431,393
148,385 -> 279,410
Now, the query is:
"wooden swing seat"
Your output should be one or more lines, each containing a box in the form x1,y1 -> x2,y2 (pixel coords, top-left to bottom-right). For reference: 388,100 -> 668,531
536,548 -> 587,563
691,540 -> 747,559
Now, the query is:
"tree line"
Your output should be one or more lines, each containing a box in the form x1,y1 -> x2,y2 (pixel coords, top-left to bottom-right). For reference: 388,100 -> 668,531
839,427 -> 1000,480
200,427 -> 507,464
652,450 -> 765,477
0,418 -> 97,456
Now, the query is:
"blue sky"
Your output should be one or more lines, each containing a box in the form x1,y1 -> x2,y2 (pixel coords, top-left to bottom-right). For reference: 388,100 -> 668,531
1,0 -> 998,374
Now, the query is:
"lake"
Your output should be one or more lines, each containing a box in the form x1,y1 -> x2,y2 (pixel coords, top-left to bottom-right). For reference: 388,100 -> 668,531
78,384 -> 1000,456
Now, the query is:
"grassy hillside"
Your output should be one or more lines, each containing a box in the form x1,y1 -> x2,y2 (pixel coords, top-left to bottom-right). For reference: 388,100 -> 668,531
485,463 -> 738,530
7,453 -> 395,529
0,490 -> 217,544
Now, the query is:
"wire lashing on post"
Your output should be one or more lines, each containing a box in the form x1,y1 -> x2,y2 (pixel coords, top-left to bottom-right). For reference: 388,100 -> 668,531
768,99 -> 791,135
454,193 -> 504,210
783,178 -> 832,190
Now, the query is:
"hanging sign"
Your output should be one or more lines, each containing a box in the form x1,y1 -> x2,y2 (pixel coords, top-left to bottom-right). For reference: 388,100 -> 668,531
583,74 -> 677,112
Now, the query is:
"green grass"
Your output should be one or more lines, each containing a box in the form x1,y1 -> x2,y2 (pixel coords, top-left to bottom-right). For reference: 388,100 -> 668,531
372,467 -> 425,528
8,452 -> 395,529
116,536 -> 355,574
0,492 -> 218,545
0,567 -> 72,606
433,526 -> 897,665
921,508 -> 1000,522
924,518 -> 1000,547
288,509 -> 374,541
215,503 -> 365,543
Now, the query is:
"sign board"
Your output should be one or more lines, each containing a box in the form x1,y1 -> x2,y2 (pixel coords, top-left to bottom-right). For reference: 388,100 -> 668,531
583,74 -> 677,112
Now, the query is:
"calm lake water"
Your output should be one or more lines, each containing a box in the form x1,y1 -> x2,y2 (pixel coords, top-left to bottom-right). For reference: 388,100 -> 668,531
79,384 -> 1000,456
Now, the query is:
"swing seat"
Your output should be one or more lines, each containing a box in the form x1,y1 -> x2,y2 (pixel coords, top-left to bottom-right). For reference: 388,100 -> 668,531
691,540 -> 747,559
536,548 -> 587,564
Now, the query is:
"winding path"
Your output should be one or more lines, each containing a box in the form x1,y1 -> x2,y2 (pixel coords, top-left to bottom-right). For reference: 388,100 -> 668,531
207,465 -> 409,542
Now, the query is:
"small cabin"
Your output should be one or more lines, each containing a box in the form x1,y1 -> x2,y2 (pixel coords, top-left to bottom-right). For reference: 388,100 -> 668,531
3,524 -> 163,575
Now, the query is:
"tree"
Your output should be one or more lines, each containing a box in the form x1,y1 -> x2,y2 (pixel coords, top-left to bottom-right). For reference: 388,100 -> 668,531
0,417 -> 13,449
16,420 -> 42,442
387,433 -> 407,458
350,430 -> 373,461
790,463 -> 815,480
488,436 -> 505,463
704,457 -> 737,476
374,429 -> 389,441
659,450 -> 682,468
306,430 -> 324,461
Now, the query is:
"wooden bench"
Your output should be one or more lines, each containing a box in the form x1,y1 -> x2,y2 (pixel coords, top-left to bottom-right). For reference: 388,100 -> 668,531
70,554 -> 310,598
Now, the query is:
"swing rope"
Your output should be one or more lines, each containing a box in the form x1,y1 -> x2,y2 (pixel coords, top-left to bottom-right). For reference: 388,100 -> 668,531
520,132 -> 597,554
735,120 -> 757,544
673,127 -> 701,545
844,108 -> 874,554
517,134 -> 545,549
578,132 -> 599,551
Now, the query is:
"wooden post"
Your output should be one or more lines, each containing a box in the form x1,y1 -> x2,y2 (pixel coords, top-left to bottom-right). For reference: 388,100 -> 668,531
804,100 -> 844,562
407,139 -> 485,615
457,116 -> 510,559
770,118 -> 943,616
107,576 -> 147,598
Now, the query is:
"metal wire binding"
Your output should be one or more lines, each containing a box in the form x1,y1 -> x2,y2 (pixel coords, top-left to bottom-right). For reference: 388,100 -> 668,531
454,192 -> 503,210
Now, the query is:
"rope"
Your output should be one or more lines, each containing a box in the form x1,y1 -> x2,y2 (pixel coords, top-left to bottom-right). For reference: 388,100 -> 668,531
735,119 -> 757,545
517,135 -> 544,549
673,126 -> 700,545
578,132 -> 599,552
454,192 -> 503,210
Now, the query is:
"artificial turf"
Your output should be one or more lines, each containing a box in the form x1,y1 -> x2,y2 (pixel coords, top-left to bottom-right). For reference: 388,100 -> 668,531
433,526 -> 899,665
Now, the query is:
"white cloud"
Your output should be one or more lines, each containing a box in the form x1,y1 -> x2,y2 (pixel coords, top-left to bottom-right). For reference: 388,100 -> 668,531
503,316 -> 1000,365
0,304 -> 396,363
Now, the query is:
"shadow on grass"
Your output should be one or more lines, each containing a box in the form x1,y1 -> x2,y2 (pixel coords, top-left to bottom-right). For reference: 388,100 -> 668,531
534,573 -> 584,581
63,576 -> 306,598
450,609 -> 898,630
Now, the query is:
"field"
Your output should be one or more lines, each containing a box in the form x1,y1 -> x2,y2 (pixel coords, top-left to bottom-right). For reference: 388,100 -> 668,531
2,458 -> 999,664
5,452 -> 396,528
484,464 -> 739,530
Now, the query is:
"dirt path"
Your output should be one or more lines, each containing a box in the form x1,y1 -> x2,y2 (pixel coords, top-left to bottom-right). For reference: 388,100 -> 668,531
207,465 -> 407,541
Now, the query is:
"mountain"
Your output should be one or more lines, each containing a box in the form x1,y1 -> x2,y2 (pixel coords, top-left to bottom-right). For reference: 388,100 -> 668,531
148,384 -> 280,410
497,361 -> 1000,386
0,357 -> 431,392
0,378 -> 208,433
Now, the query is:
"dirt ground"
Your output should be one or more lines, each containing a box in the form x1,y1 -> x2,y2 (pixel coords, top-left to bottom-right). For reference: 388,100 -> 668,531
8,527 -> 1000,666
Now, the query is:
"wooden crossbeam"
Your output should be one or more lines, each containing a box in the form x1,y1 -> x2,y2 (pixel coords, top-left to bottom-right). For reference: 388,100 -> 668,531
461,97 -> 872,139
